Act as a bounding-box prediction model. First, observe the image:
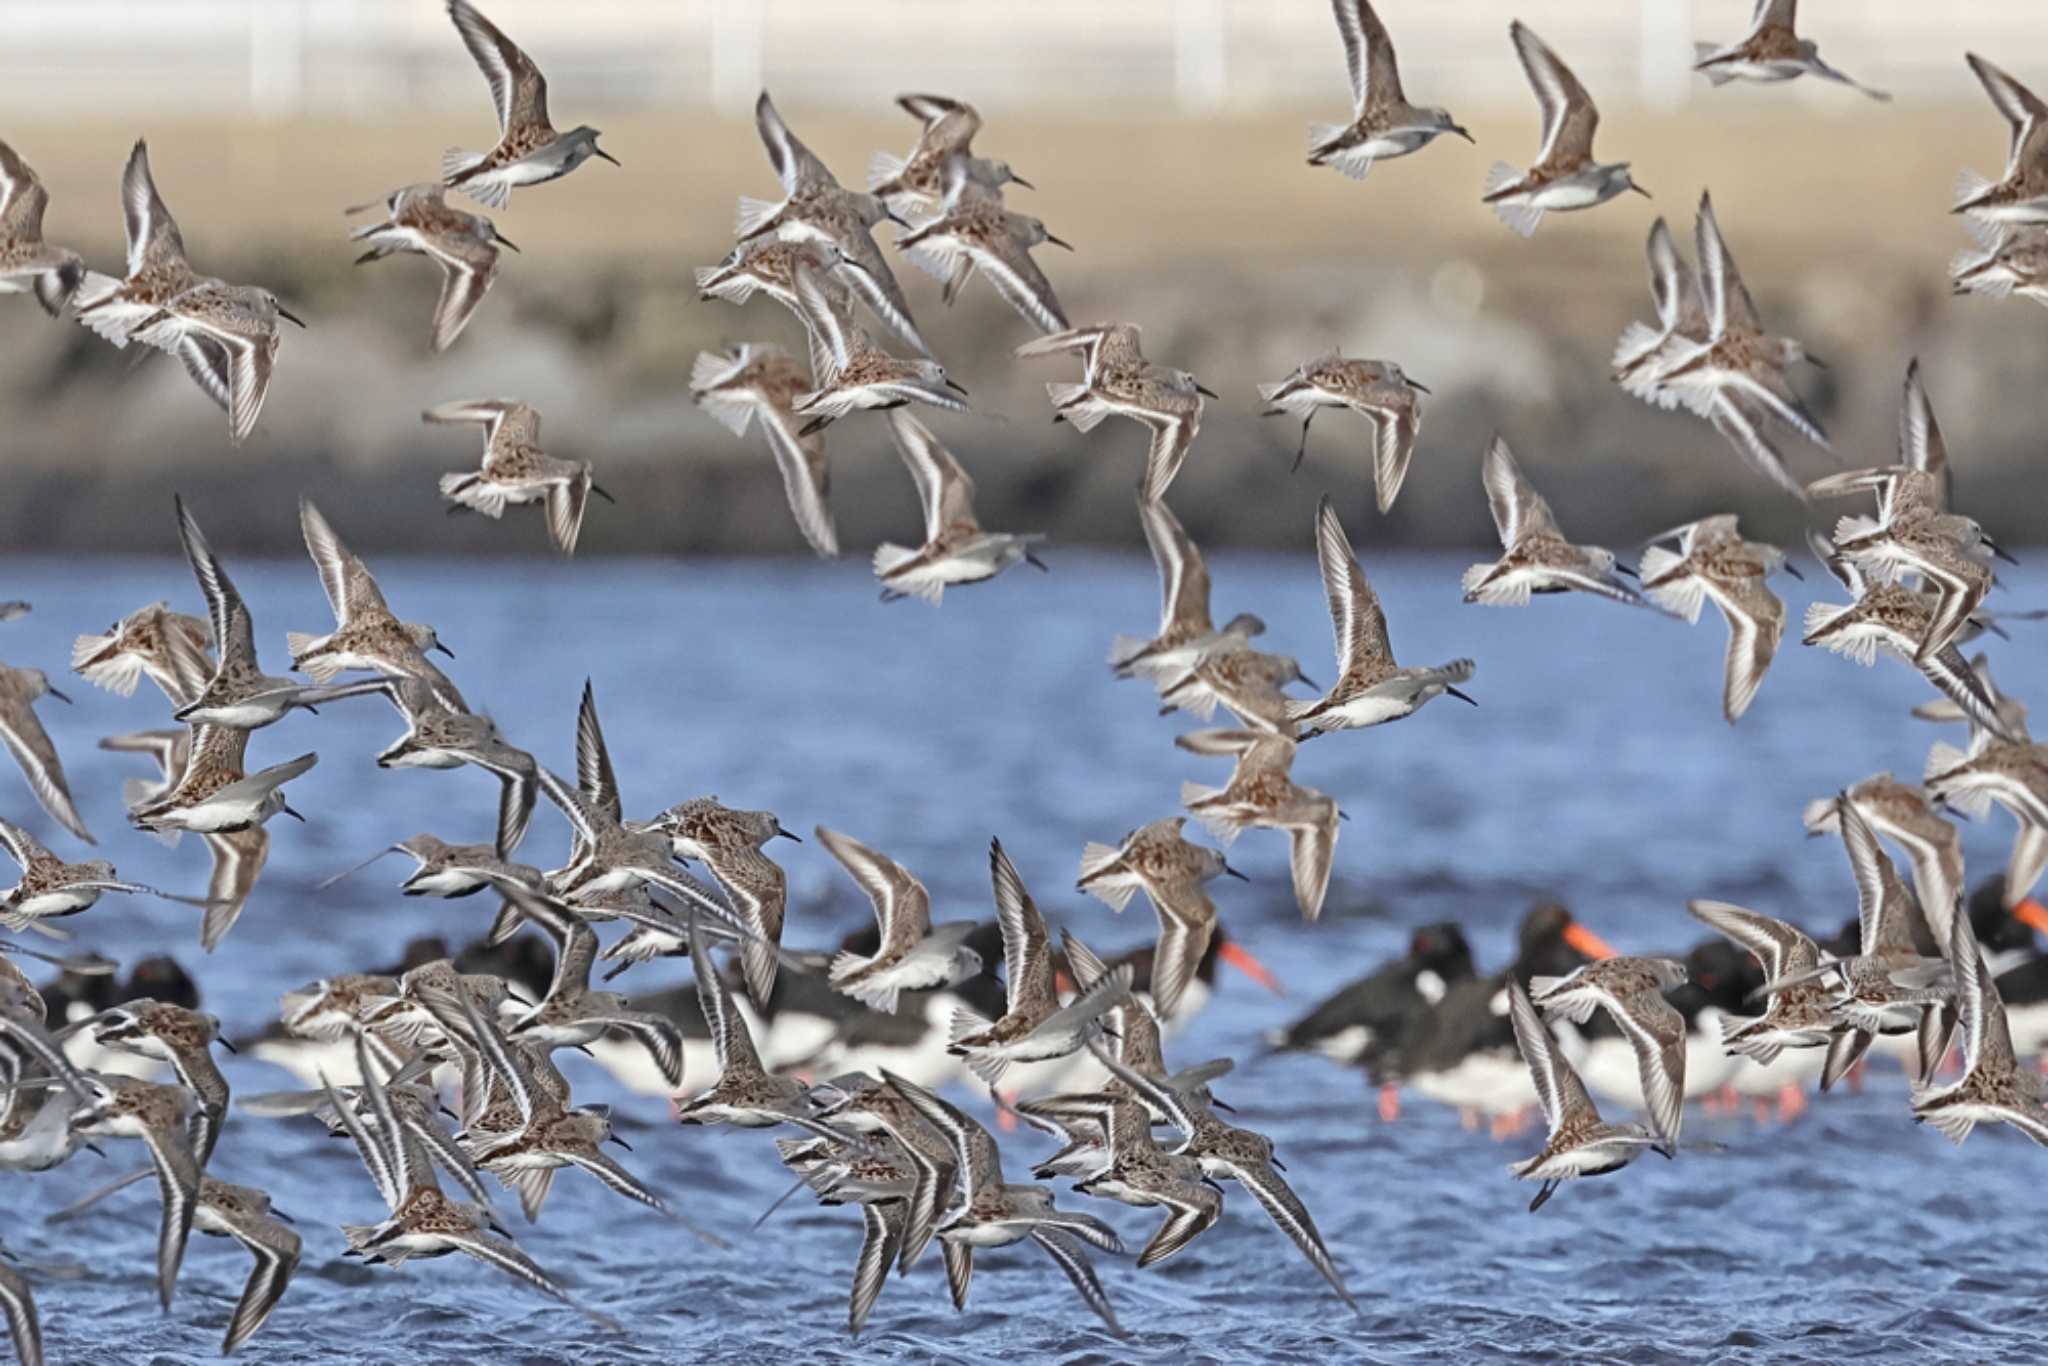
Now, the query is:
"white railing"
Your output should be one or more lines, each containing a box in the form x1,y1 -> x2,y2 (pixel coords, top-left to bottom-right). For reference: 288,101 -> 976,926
0,0 -> 2037,117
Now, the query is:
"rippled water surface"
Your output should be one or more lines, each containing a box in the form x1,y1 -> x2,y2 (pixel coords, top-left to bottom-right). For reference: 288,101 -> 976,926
2,551 -> 2046,1364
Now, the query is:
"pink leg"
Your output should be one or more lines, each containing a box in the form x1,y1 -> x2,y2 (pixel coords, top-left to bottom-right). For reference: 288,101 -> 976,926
1377,1083 -> 1401,1123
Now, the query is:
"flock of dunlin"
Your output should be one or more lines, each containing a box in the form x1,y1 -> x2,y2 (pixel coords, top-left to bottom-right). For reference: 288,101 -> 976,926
2,0 -> 2048,1357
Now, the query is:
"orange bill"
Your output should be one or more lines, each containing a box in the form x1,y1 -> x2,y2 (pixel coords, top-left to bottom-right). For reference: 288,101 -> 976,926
2012,899 -> 2048,936
1218,939 -> 1282,994
1563,920 -> 1620,961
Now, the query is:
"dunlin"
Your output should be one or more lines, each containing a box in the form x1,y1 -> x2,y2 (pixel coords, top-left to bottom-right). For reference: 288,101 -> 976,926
1803,775 -> 1964,933
1656,192 -> 1827,499
1503,979 -> 1669,1211
71,601 -> 212,703
1156,643 -> 1315,737
1110,494 -> 1265,683
1463,435 -> 1657,610
67,1075 -> 200,1310
787,254 -> 967,436
171,496 -> 386,730
1018,322 -> 1213,502
88,998 -> 232,1166
1061,1087 -> 1221,1268
1077,817 -> 1240,1021
819,826 -> 982,1013
1693,0 -> 1890,99
346,182 -> 514,351
0,818 -> 204,935
0,1250 -> 39,1366
675,913 -> 841,1130
951,839 -> 1133,1086
1686,899 -> 1839,1063
288,499 -> 460,698
632,790 -> 794,1007
873,410 -> 1046,604
0,139 -> 84,316
192,1177 -> 301,1357
1260,354 -> 1428,509
1638,514 -> 1795,722
1951,221 -> 2048,306
1292,495 -> 1475,736
424,399 -> 612,556
742,92 -> 927,355
369,680 -> 535,858
1803,532 -> 2016,738
0,662 -> 89,843
1529,956 -> 1690,1148
1483,21 -> 1647,237
1953,54 -> 2048,226
441,0 -> 617,209
320,1058 -> 615,1327
895,157 -> 1072,333
690,343 -> 838,557
1912,901 -> 2048,1146
1613,218 -> 1709,407
1091,1047 -> 1358,1313
71,141 -> 195,348
870,93 -> 1029,212
1309,0 -> 1471,179
130,279 -> 305,447
880,1069 -> 1126,1335
1176,728 -> 1341,921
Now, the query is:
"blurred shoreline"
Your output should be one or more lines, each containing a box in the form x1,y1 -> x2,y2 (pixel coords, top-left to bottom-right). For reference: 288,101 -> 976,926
1,108 -> 2042,554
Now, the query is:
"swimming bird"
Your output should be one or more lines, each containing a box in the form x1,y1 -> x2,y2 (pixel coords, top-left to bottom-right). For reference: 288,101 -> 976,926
1483,21 -> 1647,237
1308,0 -> 1471,179
819,826 -> 981,1013
1462,435 -> 1658,611
1108,493 -> 1266,684
287,499 -> 460,696
881,1069 -> 1126,1335
1693,0 -> 1890,99
1291,494 -> 1475,737
1953,54 -> 2048,226
170,496 -> 386,730
1259,355 -> 1428,513
67,1075 -> 200,1311
787,254 -> 967,436
0,138 -> 83,316
689,342 -> 837,557
1076,817 -> 1240,1021
896,156 -> 1071,333
741,92 -> 926,355
192,1178 -> 301,1357
345,182 -> 514,351
0,662 -> 89,844
424,399 -> 610,556
1263,922 -> 1475,1075
1912,896 -> 2048,1146
1177,728 -> 1340,920
951,840 -> 1132,1085
869,93 -> 1030,212
440,0 -> 617,209
1502,979 -> 1669,1212
1655,192 -> 1828,499
1613,218 -> 1710,407
1637,514 -> 1794,722
1528,956 -> 1689,1149
872,410 -> 1046,604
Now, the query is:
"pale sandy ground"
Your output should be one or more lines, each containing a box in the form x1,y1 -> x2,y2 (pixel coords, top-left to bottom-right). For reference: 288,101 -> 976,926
0,107 -> 2039,554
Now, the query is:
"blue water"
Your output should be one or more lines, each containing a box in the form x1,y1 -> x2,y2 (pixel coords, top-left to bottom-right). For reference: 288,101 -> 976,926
2,551 -> 2046,1363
